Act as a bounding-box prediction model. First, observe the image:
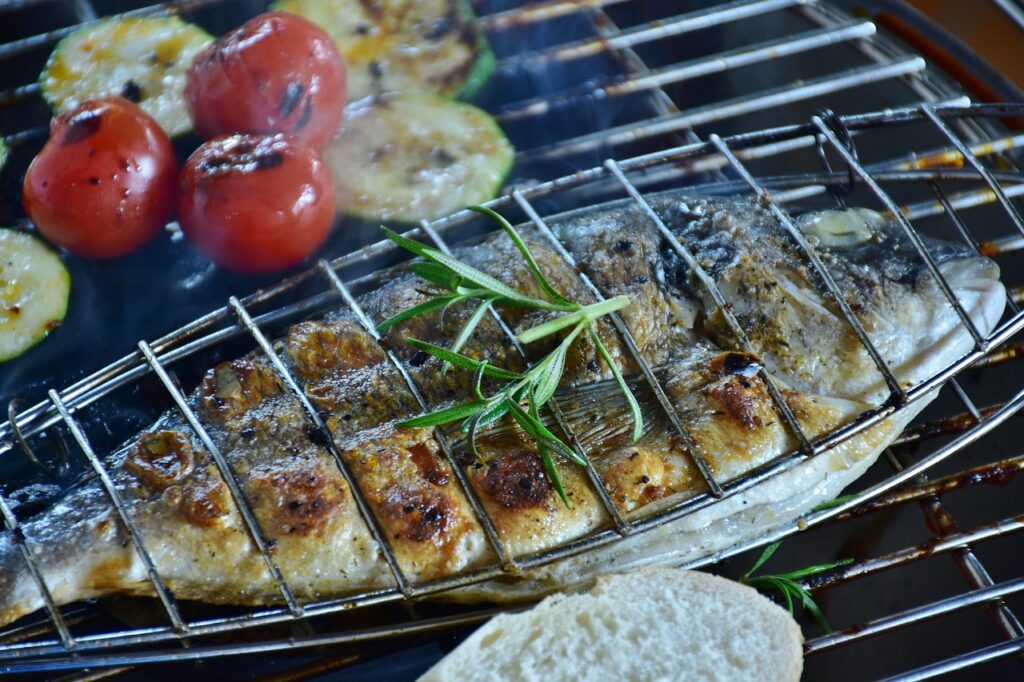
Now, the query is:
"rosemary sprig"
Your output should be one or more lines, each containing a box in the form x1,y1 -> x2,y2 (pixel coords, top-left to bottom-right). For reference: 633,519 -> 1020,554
376,207 -> 645,505
739,541 -> 853,633
810,493 -> 860,513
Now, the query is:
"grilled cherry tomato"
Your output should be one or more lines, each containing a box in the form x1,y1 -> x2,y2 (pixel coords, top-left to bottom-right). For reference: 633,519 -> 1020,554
185,12 -> 347,147
177,133 -> 335,274
22,96 -> 177,258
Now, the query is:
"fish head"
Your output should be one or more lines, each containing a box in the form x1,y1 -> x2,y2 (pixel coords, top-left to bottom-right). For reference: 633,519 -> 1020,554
658,196 -> 1006,404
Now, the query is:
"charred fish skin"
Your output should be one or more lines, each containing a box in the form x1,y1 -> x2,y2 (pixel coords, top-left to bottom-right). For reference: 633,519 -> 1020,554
0,191 -> 1005,625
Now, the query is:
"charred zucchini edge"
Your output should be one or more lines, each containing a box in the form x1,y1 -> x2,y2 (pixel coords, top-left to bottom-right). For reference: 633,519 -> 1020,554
39,16 -> 213,137
0,229 -> 70,363
326,91 -> 514,223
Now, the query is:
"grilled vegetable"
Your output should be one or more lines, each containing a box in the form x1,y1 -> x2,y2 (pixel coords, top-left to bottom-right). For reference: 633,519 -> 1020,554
325,91 -> 513,222
186,12 -> 347,147
0,137 -> 7,175
40,16 -> 212,137
23,96 -> 178,258
271,0 -> 494,102
0,229 -> 70,362
177,133 -> 336,274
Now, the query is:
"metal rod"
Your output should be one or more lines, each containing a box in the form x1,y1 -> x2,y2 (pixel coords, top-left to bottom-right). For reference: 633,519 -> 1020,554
603,158 -> 815,452
928,182 -> 1021,314
811,115 -> 987,349
708,133 -> 907,403
519,58 -> 926,164
0,103 -> 1023,666
0,0 -> 226,61
480,0 -> 629,32
47,392 -> 187,634
0,605 -> 518,673
500,0 -> 801,69
992,0 -> 1024,33
314,261 -> 516,570
411,219 -> 637,525
876,638 -> 1024,682
678,375 -> 1024,577
901,180 -> 1024,223
0,162 -> 1016,462
832,453 -> 1024,522
894,133 -> 1024,171
136,342 -> 305,617
583,1 -> 682,126
0,607 -> 91,647
2,102 -> 1021,456
970,341 -> 1024,371
802,515 -> 1024,593
886,448 -> 1024,646
919,103 -> 1024,241
794,0 -> 941,108
0,495 -> 74,649
496,21 -> 877,123
2,263 -> 1022,662
892,403 -> 1004,449
225,297 -> 413,595
805,577 -> 1024,654
510,189 -> 725,498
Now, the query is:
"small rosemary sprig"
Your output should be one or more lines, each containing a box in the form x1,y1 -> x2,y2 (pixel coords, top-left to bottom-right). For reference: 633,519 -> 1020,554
810,493 -> 860,513
739,541 -> 853,633
376,206 -> 644,506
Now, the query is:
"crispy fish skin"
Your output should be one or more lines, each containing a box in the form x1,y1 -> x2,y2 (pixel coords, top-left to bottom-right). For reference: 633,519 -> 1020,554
0,193 -> 1005,625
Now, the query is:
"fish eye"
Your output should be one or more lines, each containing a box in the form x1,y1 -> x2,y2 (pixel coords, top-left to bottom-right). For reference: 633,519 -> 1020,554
797,208 -> 883,248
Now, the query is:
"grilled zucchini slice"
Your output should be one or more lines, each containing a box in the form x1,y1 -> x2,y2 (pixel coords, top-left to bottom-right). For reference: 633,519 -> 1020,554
271,0 -> 494,102
0,230 -> 70,362
40,16 -> 212,137
324,91 -> 513,222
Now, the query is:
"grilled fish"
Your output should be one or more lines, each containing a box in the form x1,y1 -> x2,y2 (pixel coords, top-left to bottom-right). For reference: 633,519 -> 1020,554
0,192 -> 1005,624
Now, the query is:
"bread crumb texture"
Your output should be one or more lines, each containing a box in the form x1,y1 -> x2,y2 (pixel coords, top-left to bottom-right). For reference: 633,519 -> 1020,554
418,568 -> 803,682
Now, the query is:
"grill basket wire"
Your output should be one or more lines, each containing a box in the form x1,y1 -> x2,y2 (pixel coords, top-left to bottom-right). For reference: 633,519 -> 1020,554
0,0 -> 1021,679
4,108 -> 1024,679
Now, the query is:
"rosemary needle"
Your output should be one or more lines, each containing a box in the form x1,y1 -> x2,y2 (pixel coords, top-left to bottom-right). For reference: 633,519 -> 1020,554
740,541 -> 853,633
377,207 -> 645,506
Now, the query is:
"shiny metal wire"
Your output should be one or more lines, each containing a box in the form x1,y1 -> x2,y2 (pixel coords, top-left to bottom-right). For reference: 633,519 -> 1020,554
0,100 -> 1022,675
0,0 -> 1023,677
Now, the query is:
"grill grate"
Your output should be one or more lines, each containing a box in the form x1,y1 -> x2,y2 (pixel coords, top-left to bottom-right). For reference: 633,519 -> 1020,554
1,101 -> 1023,677
0,0 -> 1022,679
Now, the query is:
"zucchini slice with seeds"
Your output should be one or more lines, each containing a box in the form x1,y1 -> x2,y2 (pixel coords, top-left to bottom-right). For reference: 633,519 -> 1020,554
324,91 -> 513,222
272,0 -> 494,102
0,229 -> 70,363
40,16 -> 212,137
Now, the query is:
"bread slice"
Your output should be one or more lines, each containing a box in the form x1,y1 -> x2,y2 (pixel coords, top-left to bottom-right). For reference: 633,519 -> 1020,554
418,568 -> 803,682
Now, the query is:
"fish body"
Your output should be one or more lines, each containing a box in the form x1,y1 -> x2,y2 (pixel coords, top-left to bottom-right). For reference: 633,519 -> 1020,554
0,192 -> 1005,624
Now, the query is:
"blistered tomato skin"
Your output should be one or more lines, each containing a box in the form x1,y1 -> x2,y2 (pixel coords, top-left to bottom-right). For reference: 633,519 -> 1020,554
177,133 -> 335,274
22,96 -> 178,258
185,12 -> 347,147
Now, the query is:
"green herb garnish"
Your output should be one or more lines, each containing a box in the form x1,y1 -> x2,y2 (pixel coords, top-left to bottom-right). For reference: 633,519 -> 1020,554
376,206 -> 644,506
810,493 -> 860,513
739,541 -> 853,633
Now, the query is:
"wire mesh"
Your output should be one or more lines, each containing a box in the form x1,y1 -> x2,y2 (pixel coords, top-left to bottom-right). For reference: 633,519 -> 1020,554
0,100 -> 1020,676
0,0 -> 1021,680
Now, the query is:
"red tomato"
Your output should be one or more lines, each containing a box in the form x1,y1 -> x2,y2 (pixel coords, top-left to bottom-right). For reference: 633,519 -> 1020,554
185,12 -> 347,148
22,96 -> 177,258
177,133 -> 335,274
